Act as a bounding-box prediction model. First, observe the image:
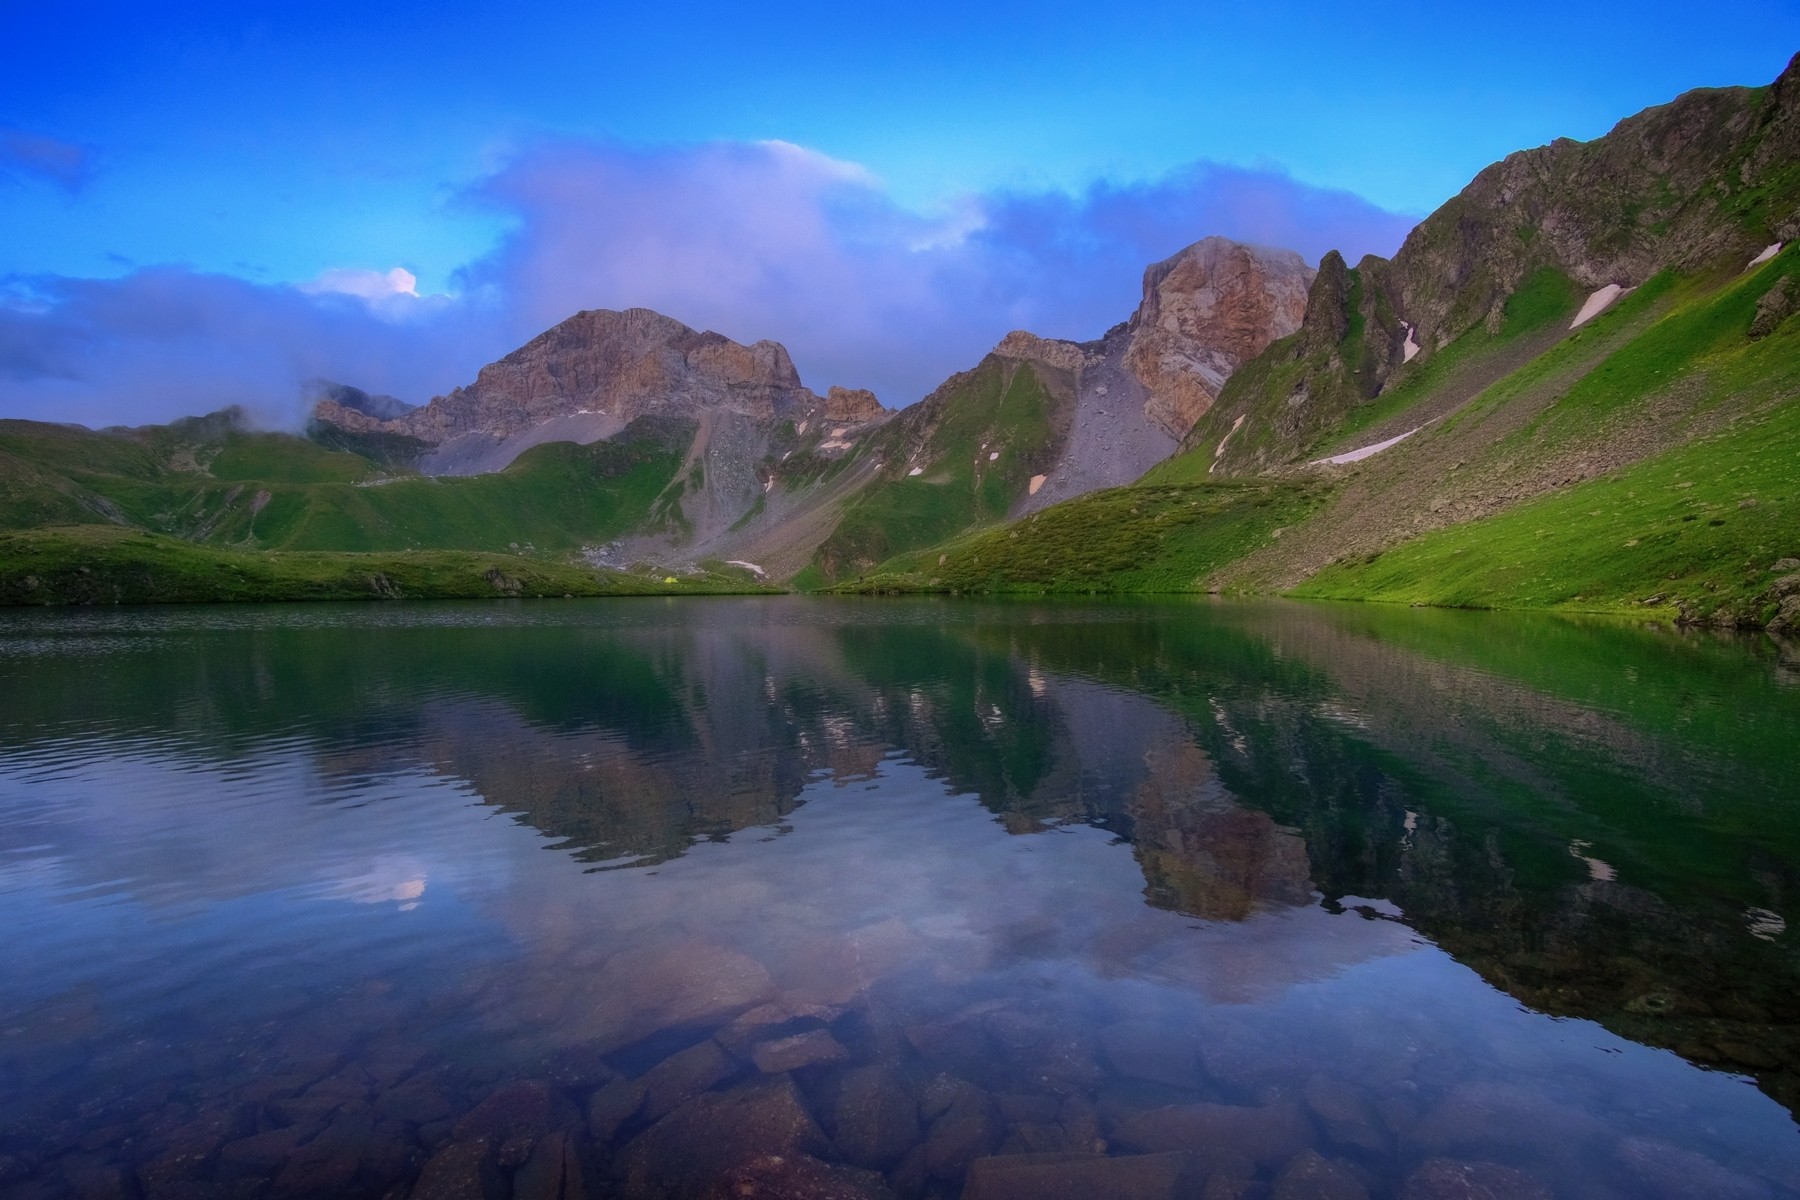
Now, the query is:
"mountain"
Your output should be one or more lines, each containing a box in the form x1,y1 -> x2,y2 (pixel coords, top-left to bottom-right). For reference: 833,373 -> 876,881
790,239 -> 1314,582
296,238 -> 1311,585
314,307 -> 887,476
1187,53 -> 1800,476
852,54 -> 1800,631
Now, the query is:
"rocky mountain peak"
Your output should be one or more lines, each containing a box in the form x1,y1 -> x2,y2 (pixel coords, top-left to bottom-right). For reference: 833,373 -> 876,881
312,305 -> 882,473
1124,236 -> 1315,437
992,330 -> 1089,374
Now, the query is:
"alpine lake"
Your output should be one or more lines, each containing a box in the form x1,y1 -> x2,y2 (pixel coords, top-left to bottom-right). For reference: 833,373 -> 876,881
3,596 -> 1799,1200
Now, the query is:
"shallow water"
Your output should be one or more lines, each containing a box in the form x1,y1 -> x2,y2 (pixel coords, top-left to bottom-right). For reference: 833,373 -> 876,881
1,596 -> 1798,1199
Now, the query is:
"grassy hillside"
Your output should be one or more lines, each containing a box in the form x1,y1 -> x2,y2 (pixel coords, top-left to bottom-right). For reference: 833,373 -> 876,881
861,245 -> 1800,622
0,526 -> 773,606
801,355 -> 1068,585
832,480 -> 1328,594
1292,272 -> 1800,623
0,413 -> 688,554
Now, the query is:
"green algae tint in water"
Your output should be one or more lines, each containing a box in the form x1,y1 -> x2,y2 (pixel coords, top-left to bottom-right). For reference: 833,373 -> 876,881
1,597 -> 1798,1200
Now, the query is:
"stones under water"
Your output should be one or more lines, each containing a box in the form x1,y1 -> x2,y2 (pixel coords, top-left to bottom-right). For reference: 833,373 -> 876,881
1,597 -> 1798,1199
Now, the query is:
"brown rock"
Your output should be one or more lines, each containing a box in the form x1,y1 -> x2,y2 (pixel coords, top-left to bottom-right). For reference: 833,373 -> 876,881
578,941 -> 776,1050
1110,1100 -> 1311,1170
412,1137 -> 504,1200
713,1001 -> 844,1055
1302,1075 -> 1387,1156
512,1129 -> 587,1200
962,1151 -> 1199,1200
1271,1149 -> 1367,1200
214,1127 -> 306,1179
751,1028 -> 850,1074
1124,238 -> 1314,437
585,1077 -> 646,1146
453,1080 -> 577,1147
922,1083 -> 998,1180
617,1076 -> 830,1198
994,331 -> 1090,374
56,1156 -> 135,1200
699,1153 -> 895,1200
830,1065 -> 921,1168
1098,1020 -> 1207,1091
640,1040 -> 734,1121
1403,1082 -> 1603,1168
374,1077 -> 456,1126
1610,1135 -> 1773,1200
1398,1158 -> 1553,1200
823,386 -> 887,424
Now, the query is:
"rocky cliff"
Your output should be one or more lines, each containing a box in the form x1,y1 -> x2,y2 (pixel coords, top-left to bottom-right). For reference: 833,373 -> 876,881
1124,238 -> 1313,437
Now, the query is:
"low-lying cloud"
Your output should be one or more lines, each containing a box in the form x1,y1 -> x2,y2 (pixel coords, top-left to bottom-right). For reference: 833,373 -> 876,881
0,139 -> 1419,427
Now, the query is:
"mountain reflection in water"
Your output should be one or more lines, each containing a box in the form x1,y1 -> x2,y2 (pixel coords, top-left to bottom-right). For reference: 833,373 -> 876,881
1,597 -> 1797,1200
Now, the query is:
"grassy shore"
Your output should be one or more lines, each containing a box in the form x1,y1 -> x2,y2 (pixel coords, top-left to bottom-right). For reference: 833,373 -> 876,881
0,527 -> 778,606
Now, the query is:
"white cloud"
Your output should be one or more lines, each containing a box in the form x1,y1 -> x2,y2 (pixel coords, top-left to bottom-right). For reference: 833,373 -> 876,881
301,266 -> 422,301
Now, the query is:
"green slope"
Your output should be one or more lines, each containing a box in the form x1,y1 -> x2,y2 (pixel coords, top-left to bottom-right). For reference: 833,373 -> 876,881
802,355 -> 1068,585
0,527 -> 773,606
862,246 -> 1800,620
0,413 -> 688,554
833,480 -> 1328,594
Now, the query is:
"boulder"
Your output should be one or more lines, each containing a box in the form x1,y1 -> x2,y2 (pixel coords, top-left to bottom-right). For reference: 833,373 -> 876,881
751,1029 -> 850,1075
962,1150 -> 1200,1200
1398,1158 -> 1553,1200
1110,1100 -> 1311,1170
640,1041 -> 733,1121
617,1077 -> 830,1198
830,1065 -> 921,1168
698,1153 -> 895,1200
1271,1148 -> 1368,1200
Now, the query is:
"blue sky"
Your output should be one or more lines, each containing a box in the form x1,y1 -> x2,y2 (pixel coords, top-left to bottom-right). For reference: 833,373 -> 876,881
3,2 -> 1797,423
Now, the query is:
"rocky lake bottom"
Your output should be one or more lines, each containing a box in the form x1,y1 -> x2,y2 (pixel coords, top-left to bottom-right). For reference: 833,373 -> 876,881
2,597 -> 1798,1199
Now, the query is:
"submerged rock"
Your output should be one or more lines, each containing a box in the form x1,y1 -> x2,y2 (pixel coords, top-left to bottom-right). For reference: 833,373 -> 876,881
699,1153 -> 895,1200
1098,1020 -> 1208,1091
962,1150 -> 1201,1200
1271,1148 -> 1368,1200
1110,1100 -> 1311,1170
640,1041 -> 733,1121
576,941 -> 776,1051
1302,1075 -> 1388,1157
922,1082 -> 999,1180
1398,1158 -> 1553,1200
617,1076 -> 829,1197
751,1029 -> 850,1074
830,1065 -> 921,1168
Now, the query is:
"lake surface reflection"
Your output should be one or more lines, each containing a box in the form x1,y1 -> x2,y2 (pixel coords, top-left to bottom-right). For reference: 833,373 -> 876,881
2,597 -> 1799,1200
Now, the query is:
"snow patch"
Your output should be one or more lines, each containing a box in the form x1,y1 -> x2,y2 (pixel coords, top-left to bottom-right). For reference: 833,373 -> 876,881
988,451 -> 1000,461
1401,323 -> 1420,363
1748,242 -> 1783,270
1313,423 -> 1429,466
1208,414 -> 1246,475
725,560 -> 767,577
1571,283 -> 1632,329
1028,474 -> 1047,495
908,466 -> 924,476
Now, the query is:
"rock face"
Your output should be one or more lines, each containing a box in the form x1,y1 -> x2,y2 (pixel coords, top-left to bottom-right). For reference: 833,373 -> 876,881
1124,238 -> 1313,437
978,238 -> 1315,520
312,307 -> 886,474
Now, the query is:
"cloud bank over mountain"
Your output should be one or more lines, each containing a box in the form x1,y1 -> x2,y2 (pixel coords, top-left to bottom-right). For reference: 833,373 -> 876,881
0,139 -> 1418,427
